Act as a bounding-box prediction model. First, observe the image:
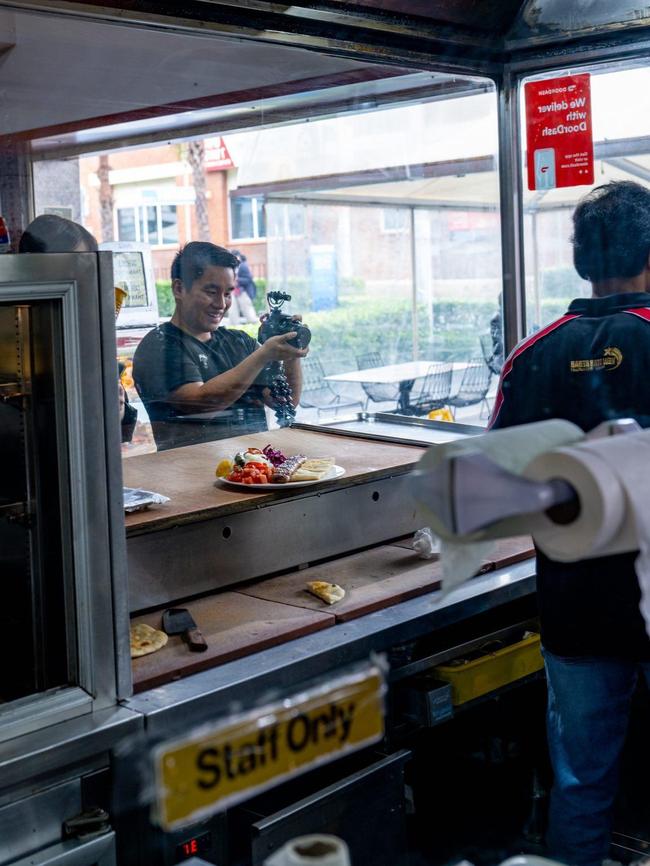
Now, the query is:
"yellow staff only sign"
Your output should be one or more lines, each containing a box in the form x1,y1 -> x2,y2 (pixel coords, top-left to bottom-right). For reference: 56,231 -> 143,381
153,664 -> 385,830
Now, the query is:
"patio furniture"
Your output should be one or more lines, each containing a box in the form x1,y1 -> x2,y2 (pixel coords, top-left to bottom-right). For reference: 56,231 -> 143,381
355,352 -> 400,410
326,360 -> 466,415
448,357 -> 493,419
298,357 -> 364,418
411,362 -> 454,416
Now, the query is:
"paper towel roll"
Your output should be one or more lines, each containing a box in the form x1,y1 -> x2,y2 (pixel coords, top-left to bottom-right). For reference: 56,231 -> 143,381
524,445 -> 629,560
415,419 -> 584,590
524,431 -> 650,561
264,835 -> 351,866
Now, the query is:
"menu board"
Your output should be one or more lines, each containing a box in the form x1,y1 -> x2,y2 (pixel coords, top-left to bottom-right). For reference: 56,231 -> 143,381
99,240 -> 159,327
113,251 -> 148,307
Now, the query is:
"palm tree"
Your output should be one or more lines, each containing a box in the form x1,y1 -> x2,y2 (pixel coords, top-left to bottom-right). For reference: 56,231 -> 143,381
186,140 -> 210,241
97,154 -> 114,242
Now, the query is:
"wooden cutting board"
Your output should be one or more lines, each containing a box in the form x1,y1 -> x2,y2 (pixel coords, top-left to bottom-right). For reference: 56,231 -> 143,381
238,544 -> 442,623
123,428 -> 424,534
131,592 -> 334,692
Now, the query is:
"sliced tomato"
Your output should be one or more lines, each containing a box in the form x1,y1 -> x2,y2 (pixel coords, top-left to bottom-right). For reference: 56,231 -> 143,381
257,474 -> 269,484
243,476 -> 254,484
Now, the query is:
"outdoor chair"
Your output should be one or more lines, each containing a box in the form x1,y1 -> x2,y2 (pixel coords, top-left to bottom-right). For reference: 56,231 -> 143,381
480,334 -> 504,376
298,357 -> 363,418
411,362 -> 453,416
448,357 -> 493,419
355,351 -> 400,411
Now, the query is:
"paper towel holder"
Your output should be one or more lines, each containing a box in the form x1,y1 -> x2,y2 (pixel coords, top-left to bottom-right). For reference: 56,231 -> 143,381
414,417 -> 641,536
417,452 -> 578,535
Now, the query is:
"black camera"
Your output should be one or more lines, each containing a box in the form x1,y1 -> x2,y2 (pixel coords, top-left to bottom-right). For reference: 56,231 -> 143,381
258,291 -> 311,349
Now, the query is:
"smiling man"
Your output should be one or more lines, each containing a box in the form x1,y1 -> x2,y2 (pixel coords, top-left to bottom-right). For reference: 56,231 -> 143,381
133,242 -> 307,450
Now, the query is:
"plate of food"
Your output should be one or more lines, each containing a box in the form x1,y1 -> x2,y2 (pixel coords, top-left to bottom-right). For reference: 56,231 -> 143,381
215,446 -> 344,489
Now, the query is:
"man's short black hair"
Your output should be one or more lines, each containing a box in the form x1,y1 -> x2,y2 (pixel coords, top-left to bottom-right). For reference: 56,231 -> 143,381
171,242 -> 239,286
19,214 -> 98,253
572,181 -> 650,282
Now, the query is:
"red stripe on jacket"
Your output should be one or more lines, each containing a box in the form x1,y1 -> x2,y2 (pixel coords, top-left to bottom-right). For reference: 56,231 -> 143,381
488,314 -> 581,428
623,307 -> 650,323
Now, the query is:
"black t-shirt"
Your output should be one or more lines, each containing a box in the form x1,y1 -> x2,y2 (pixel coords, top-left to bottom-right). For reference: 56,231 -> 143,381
491,292 -> 650,660
133,322 -> 271,450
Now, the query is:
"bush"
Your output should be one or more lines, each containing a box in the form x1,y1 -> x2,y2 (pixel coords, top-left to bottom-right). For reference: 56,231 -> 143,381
156,280 -> 174,317
155,292 -> 502,367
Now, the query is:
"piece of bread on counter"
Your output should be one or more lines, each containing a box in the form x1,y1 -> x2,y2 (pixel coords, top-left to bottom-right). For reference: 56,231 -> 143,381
306,580 -> 346,605
130,623 -> 168,657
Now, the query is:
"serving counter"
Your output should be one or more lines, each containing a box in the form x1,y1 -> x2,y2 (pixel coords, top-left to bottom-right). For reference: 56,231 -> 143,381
110,422 -> 540,866
122,428 -> 429,611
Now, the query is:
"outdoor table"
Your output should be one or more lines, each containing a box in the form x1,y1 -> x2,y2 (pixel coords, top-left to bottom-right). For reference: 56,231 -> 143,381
325,361 -> 467,414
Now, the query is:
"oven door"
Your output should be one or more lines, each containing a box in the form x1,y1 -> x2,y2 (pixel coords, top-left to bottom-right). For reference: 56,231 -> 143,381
0,252 -> 128,740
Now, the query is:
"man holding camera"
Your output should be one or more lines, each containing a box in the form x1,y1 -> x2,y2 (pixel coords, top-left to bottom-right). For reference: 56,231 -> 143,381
133,242 -> 307,451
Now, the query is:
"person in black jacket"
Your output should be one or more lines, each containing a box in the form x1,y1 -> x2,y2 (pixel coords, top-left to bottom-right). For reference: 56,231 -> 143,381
490,181 -> 650,866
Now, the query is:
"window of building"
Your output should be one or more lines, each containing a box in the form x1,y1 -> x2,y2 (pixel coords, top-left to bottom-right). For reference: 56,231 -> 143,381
381,208 -> 410,233
116,204 -> 178,245
231,196 -> 266,240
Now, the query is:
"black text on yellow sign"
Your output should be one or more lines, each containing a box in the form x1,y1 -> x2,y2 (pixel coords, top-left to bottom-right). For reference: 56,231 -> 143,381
154,666 -> 385,830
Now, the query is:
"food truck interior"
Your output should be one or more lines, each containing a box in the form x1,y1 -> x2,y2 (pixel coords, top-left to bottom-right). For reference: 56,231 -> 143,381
2,2 -> 650,865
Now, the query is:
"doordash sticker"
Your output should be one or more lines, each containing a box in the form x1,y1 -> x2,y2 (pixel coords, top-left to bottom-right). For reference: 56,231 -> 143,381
525,74 -> 594,191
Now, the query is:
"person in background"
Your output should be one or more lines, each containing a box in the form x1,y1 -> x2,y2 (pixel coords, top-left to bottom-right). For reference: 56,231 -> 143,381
18,213 -> 98,254
19,214 -> 136,444
132,242 -> 306,450
490,181 -> 650,866
228,249 -> 258,324
488,292 -> 504,373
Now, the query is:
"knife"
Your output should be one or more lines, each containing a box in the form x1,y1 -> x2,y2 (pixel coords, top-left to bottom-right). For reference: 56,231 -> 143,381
162,607 -> 208,652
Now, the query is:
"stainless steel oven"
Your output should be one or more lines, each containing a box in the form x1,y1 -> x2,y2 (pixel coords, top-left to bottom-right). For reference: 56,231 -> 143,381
0,252 -> 129,733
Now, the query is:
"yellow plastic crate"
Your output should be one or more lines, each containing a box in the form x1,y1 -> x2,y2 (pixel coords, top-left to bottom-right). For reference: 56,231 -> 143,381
433,632 -> 544,706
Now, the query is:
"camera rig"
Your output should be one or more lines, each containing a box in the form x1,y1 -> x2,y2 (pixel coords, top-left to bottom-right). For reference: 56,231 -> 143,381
258,291 -> 311,428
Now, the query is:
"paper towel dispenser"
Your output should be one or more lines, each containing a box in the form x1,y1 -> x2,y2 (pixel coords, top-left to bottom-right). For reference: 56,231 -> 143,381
414,418 -> 640,537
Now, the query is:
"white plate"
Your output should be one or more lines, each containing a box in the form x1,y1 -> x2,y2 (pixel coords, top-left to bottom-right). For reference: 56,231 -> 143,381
216,464 -> 345,490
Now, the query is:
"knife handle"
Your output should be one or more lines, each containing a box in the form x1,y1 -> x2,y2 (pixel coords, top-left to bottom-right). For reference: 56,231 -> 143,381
184,627 -> 208,652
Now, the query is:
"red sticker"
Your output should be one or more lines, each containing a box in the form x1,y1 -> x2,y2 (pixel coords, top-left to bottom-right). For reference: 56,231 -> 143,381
524,74 -> 594,191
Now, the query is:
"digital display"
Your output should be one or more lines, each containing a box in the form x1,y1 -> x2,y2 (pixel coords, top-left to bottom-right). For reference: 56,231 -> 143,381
175,830 -> 212,861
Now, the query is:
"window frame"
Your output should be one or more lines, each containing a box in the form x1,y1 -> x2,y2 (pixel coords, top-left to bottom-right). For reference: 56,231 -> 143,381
115,203 -> 179,247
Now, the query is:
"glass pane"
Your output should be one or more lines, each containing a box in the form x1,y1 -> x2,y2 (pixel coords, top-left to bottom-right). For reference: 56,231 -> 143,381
146,205 -> 159,245
32,70 -> 500,448
231,197 -> 255,239
287,203 -> 305,237
161,204 -> 178,244
521,65 -> 650,333
256,197 -> 266,238
117,208 -> 137,242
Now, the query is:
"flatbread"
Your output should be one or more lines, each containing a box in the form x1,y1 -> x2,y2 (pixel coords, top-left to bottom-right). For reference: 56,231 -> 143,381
130,623 -> 168,658
306,580 -> 346,605
291,457 -> 336,482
